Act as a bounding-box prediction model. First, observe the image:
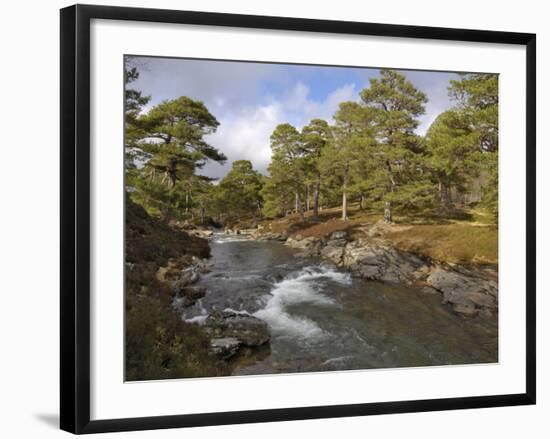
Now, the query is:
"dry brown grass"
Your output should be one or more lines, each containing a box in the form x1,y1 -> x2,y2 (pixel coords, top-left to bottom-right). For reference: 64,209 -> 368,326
257,203 -> 498,266
384,223 -> 498,265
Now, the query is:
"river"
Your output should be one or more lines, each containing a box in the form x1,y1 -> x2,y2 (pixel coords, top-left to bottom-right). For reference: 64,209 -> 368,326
180,233 -> 498,375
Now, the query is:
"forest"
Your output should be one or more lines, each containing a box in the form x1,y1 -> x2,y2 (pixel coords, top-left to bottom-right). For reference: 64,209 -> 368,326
124,61 -> 499,380
125,66 -> 498,228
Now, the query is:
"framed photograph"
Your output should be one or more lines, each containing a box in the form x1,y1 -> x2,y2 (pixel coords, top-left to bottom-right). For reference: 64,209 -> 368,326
60,4 -> 536,434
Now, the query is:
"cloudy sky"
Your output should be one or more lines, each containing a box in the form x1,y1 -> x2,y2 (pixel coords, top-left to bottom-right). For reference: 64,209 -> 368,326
129,56 -> 459,180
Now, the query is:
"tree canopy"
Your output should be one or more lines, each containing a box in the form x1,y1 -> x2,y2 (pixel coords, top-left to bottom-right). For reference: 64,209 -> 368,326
125,65 -> 499,226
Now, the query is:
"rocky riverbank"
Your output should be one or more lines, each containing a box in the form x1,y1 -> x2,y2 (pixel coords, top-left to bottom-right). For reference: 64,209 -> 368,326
165,256 -> 272,360
204,310 -> 271,359
246,223 -> 498,318
125,198 -> 232,380
158,216 -> 497,373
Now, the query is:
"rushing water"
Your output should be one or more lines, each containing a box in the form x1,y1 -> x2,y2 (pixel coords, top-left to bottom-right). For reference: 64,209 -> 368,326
181,233 -> 498,375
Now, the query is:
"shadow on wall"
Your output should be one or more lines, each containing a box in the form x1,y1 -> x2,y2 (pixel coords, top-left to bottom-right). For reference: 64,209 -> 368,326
34,413 -> 58,430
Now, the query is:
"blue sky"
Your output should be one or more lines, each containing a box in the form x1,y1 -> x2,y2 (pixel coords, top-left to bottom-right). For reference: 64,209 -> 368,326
129,56 -> 459,179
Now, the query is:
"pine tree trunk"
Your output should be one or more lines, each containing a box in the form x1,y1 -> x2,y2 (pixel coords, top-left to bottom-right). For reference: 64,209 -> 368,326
306,185 -> 310,212
359,194 -> 365,210
256,201 -> 262,226
297,191 -> 304,220
295,191 -> 299,214
384,201 -> 392,223
342,166 -> 349,221
313,174 -> 320,220
438,179 -> 447,206
342,190 -> 348,221
438,178 -> 452,209
385,160 -> 395,223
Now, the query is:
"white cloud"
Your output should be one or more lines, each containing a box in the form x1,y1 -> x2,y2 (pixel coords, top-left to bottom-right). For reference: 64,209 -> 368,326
204,103 -> 285,178
306,83 -> 358,124
284,82 -> 310,110
130,57 -> 457,180
130,57 -> 281,110
202,82 -> 359,179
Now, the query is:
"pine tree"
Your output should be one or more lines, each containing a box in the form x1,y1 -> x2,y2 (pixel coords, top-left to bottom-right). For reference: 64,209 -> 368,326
216,160 -> 263,224
448,73 -> 499,219
124,60 -> 150,171
302,119 -> 332,219
129,96 -> 226,219
266,123 -> 308,220
425,110 -> 479,209
359,69 -> 430,222
319,102 -> 377,220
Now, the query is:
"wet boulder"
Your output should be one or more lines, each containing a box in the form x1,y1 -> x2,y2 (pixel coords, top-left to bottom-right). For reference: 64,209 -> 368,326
343,241 -> 382,268
339,239 -> 424,283
188,229 -> 214,239
210,337 -> 241,359
204,310 -> 271,358
329,230 -> 348,240
320,243 -> 346,265
157,256 -> 208,292
427,267 -> 498,316
173,285 -> 206,308
285,236 -> 322,256
255,232 -> 287,241
176,267 -> 200,286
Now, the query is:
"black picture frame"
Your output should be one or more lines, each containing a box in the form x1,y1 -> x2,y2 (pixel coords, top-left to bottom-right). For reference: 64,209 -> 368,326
60,4 -> 536,434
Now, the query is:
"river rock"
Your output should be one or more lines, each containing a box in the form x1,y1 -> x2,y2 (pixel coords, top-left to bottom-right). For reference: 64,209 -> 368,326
255,232 -> 287,241
330,230 -> 348,240
285,236 -> 307,248
210,337 -> 241,359
340,240 -> 423,283
411,265 -> 432,280
285,236 -> 322,256
204,310 -> 271,350
321,234 -> 348,263
188,229 -> 214,239
252,223 -> 499,318
343,241 -> 382,267
452,303 -> 479,317
157,256 -> 208,292
320,241 -> 346,265
427,267 -> 497,316
327,238 -> 347,247
174,285 -> 206,307
356,264 -> 381,279
173,266 -> 200,289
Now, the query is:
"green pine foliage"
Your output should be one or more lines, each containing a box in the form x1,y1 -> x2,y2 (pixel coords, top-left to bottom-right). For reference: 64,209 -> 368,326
446,73 -> 499,219
213,160 -> 264,223
257,69 -> 499,224
124,63 -> 499,228
123,64 -> 499,380
126,93 -> 227,220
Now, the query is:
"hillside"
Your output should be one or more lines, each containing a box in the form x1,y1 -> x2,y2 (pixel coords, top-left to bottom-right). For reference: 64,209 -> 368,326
125,197 -> 228,380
